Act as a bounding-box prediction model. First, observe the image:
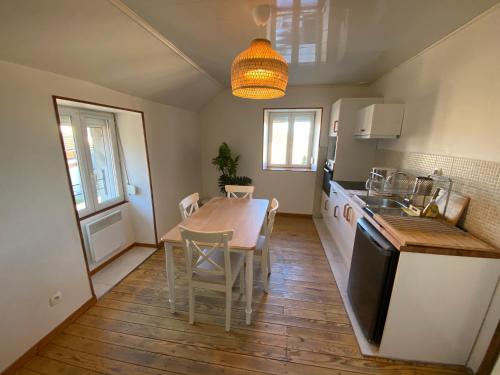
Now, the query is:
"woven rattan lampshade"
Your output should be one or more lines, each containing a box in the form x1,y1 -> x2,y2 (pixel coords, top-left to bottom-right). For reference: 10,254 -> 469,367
231,39 -> 288,99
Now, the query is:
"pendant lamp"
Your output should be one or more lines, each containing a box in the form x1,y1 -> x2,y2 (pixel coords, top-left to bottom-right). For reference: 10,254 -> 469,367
231,38 -> 288,99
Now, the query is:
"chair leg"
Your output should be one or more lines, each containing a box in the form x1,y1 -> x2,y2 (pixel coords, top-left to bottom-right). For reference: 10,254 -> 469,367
188,283 -> 195,325
267,251 -> 271,275
225,288 -> 232,332
262,249 -> 269,293
239,267 -> 245,295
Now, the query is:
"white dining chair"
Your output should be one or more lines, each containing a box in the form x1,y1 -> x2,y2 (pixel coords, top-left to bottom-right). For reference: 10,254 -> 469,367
225,185 -> 255,199
179,226 -> 245,331
179,192 -> 200,220
255,198 -> 279,293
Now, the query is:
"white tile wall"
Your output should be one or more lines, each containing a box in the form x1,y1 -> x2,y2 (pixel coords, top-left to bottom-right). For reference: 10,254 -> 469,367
375,149 -> 500,248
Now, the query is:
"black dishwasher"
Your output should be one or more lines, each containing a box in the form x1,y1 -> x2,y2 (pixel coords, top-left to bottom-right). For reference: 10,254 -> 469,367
347,218 -> 399,343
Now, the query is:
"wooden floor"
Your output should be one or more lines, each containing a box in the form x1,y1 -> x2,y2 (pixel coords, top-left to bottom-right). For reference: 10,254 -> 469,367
18,216 -> 467,375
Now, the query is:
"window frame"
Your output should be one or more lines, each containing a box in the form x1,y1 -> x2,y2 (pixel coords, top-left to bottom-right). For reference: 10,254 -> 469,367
263,108 -> 322,171
58,106 -> 125,217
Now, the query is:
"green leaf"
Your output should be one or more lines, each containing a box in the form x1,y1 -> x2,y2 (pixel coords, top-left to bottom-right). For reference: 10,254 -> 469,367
212,142 -> 252,192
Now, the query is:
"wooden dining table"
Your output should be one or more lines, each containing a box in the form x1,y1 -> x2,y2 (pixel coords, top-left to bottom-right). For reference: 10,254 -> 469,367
161,197 -> 269,325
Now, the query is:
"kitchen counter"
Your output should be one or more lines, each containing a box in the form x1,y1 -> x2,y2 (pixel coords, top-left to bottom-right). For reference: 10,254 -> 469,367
332,180 -> 500,259
374,214 -> 499,258
318,180 -> 500,365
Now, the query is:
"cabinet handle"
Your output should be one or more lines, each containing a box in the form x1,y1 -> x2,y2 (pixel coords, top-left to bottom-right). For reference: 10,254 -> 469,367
333,205 -> 339,217
360,129 -> 366,132
346,206 -> 352,222
333,120 -> 339,133
343,204 -> 348,218
324,200 -> 328,211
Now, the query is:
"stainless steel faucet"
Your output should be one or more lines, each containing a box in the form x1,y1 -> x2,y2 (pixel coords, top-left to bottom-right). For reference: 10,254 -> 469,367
386,172 -> 412,204
386,171 -> 409,183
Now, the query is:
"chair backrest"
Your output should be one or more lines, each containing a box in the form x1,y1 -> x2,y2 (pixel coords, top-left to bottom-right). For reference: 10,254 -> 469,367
225,185 -> 255,199
179,192 -> 200,220
179,226 -> 234,282
263,198 -> 279,249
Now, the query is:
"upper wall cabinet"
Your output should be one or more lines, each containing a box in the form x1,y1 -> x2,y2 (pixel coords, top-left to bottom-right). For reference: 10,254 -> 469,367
329,98 -> 383,137
355,104 -> 405,139
328,98 -> 383,181
329,100 -> 341,136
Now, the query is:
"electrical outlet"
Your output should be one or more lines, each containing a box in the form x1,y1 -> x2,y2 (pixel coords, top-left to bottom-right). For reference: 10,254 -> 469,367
127,184 -> 137,195
49,291 -> 62,307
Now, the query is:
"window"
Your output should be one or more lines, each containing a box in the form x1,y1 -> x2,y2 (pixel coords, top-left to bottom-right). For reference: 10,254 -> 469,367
263,108 -> 321,170
58,106 -> 124,217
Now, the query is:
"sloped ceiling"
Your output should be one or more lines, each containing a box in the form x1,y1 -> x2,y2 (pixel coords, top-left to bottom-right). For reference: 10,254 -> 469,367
122,0 -> 499,86
0,0 -> 498,110
0,0 -> 222,110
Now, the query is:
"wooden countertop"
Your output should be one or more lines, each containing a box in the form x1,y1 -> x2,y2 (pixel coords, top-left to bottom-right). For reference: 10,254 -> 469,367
331,182 -> 500,259
372,214 -> 500,258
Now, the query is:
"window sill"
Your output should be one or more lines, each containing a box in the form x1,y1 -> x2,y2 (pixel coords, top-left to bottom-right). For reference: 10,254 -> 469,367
79,200 -> 128,221
263,167 -> 317,172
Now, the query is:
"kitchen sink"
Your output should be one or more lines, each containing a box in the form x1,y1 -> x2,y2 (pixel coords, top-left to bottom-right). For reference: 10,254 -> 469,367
355,195 -> 409,217
356,195 -> 406,208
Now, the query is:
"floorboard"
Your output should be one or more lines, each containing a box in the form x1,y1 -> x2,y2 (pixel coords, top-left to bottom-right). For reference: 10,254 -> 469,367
17,216 -> 467,375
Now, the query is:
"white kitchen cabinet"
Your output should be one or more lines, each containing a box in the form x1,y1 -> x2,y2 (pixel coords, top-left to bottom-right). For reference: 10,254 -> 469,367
317,183 -> 500,367
327,98 -> 383,181
329,98 -> 383,137
326,184 -> 342,235
321,191 -> 333,221
355,104 -> 404,139
379,252 -> 500,365
326,182 -> 362,269
340,199 -> 363,270
329,100 -> 341,136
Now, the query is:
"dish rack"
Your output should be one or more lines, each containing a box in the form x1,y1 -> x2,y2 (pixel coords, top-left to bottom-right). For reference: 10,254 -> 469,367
366,171 -> 453,217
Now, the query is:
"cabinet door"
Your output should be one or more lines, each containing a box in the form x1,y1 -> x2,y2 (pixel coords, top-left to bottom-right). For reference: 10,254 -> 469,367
332,191 -> 362,268
354,105 -> 374,137
329,100 -> 341,136
321,191 -> 333,220
327,186 -> 342,237
342,203 -> 363,269
333,192 -> 351,262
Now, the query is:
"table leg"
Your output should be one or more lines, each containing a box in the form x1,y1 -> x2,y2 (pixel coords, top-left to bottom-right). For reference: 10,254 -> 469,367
164,242 -> 176,314
245,251 -> 254,325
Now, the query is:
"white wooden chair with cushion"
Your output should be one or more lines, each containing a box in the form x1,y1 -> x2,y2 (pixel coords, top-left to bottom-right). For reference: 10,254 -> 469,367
179,226 -> 245,331
255,198 -> 279,293
179,192 -> 200,220
225,185 -> 255,199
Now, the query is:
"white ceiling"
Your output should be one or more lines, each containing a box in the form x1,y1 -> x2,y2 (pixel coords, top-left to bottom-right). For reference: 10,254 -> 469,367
0,0 -> 221,110
0,0 -> 498,110
122,0 -> 499,86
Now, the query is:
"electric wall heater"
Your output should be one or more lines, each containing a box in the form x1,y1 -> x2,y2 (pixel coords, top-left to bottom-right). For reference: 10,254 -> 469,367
86,210 -> 125,263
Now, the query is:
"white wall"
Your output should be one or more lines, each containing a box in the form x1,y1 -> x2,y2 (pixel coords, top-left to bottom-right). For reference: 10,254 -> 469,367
199,86 -> 372,215
372,4 -> 500,163
116,112 -> 156,244
141,100 -> 201,237
0,60 -> 201,372
368,4 -> 500,373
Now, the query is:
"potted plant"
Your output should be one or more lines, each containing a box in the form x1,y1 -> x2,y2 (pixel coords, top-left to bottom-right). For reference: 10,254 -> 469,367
212,142 -> 252,193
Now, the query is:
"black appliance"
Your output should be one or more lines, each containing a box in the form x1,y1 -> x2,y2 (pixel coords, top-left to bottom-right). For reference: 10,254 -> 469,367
322,164 -> 334,195
347,218 -> 399,343
335,180 -> 367,191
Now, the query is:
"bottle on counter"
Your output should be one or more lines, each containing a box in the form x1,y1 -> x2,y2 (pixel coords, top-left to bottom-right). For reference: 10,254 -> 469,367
422,188 -> 441,218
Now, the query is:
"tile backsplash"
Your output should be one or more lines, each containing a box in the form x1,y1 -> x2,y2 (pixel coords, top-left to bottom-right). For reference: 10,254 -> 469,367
374,149 -> 500,248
